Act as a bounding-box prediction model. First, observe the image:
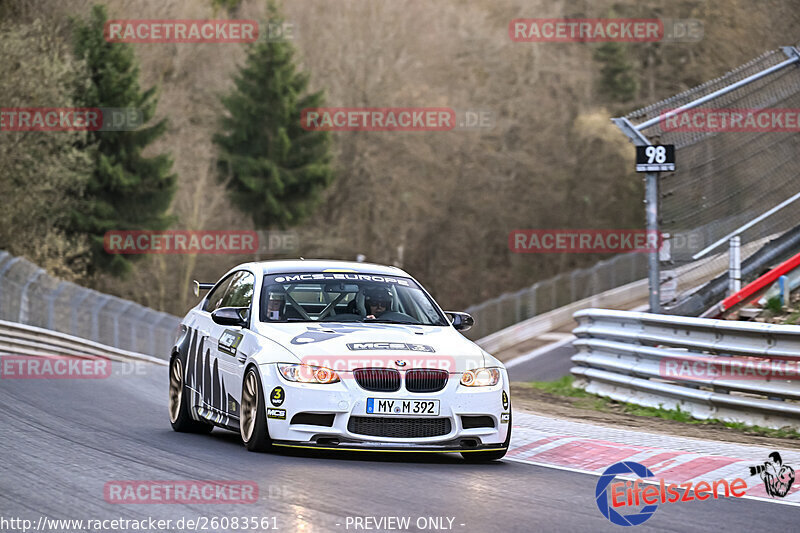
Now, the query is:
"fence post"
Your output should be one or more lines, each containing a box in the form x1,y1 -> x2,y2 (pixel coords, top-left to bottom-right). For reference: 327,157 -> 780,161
131,306 -> 151,354
113,300 -> 133,348
0,257 -> 21,318
70,289 -> 93,337
18,268 -> 45,324
46,282 -> 69,330
90,294 -> 111,343
728,236 -> 742,295
528,283 -> 538,319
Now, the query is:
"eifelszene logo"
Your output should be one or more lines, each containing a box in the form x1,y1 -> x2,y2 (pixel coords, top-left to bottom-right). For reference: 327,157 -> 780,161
595,461 -> 748,526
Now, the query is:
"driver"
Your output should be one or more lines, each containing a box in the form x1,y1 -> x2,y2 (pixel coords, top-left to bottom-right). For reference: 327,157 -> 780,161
365,287 -> 392,319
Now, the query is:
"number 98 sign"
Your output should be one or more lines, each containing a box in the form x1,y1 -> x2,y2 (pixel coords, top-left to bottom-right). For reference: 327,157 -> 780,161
636,144 -> 675,172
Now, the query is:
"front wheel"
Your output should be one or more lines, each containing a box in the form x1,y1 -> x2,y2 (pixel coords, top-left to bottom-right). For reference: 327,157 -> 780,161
169,356 -> 213,434
240,367 -> 273,452
462,412 -> 511,462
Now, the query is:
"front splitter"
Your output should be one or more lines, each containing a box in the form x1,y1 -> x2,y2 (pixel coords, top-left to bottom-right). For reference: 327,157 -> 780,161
271,440 -> 506,454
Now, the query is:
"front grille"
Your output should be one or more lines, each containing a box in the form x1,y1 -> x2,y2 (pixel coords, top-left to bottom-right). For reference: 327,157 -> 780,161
353,368 -> 400,392
348,416 -> 452,438
461,415 -> 495,429
405,368 -> 449,393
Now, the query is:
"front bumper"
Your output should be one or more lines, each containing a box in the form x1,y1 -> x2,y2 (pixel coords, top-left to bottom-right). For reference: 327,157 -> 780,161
259,364 -> 510,449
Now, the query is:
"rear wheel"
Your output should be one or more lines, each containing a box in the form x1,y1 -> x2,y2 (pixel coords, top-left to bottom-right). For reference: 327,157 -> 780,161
169,356 -> 213,434
461,411 -> 511,462
240,367 -> 272,452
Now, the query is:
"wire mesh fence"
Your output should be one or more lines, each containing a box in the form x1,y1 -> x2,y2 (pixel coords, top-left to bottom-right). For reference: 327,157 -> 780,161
0,251 -> 178,358
464,252 -> 647,340
621,47 -> 800,306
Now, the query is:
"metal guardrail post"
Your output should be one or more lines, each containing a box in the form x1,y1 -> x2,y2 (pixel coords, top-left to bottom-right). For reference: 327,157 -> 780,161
18,268 -> 45,324
90,295 -> 111,343
113,301 -> 133,348
528,283 -> 538,319
728,236 -> 742,295
70,289 -> 93,337
46,282 -> 69,330
570,270 -> 578,303
0,257 -> 21,318
130,306 -> 152,354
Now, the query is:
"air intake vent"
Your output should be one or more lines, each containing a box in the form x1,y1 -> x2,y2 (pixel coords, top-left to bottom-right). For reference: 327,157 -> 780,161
290,413 -> 335,427
460,415 -> 495,429
347,416 -> 451,438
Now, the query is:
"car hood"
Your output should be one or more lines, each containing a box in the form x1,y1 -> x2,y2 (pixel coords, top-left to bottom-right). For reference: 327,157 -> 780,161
252,322 -> 487,373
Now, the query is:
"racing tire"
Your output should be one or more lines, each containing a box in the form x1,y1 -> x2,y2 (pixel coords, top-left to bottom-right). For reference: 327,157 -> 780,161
169,355 -> 213,434
461,411 -> 511,462
240,366 -> 273,452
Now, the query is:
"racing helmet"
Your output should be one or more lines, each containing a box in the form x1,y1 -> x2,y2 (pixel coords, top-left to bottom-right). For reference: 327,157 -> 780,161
364,287 -> 392,314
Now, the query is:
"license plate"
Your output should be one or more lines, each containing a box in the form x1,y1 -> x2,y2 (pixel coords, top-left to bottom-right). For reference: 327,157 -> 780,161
366,398 -> 440,416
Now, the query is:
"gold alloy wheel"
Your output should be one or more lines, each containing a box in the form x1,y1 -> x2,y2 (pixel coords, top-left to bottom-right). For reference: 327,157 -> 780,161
240,370 -> 259,442
169,357 -> 183,423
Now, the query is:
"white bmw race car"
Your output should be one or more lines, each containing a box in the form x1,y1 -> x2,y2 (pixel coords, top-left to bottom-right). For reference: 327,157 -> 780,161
169,260 -> 511,461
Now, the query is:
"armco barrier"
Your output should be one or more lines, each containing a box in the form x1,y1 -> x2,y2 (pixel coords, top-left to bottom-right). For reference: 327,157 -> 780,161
0,251 -> 178,358
571,308 -> 800,430
0,319 -> 166,365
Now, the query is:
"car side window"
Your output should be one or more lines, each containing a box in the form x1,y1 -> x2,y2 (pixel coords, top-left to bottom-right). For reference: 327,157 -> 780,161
203,274 -> 234,312
220,271 -> 255,309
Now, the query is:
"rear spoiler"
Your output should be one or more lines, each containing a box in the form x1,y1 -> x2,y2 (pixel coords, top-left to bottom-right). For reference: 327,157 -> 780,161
192,280 -> 215,297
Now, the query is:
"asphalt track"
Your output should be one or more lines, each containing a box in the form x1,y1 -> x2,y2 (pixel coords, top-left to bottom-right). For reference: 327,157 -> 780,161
1,361 -> 798,533
506,338 -> 577,382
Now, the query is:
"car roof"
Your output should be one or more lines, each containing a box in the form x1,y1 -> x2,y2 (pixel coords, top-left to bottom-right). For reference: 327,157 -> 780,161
243,259 -> 411,277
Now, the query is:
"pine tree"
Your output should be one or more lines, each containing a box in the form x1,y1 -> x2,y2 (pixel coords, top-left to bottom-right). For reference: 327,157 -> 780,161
213,3 -> 333,229
71,4 -> 176,275
593,42 -> 638,102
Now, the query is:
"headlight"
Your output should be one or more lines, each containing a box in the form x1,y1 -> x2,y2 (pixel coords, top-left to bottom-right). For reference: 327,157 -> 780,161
278,364 -> 340,384
460,367 -> 501,387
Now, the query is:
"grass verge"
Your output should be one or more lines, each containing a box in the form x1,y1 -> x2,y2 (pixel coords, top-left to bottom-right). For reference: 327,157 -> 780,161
525,375 -> 800,440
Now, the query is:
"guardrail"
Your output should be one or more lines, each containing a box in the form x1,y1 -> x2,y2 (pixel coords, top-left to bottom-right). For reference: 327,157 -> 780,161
0,319 -> 166,365
571,309 -> 800,430
0,250 -> 180,358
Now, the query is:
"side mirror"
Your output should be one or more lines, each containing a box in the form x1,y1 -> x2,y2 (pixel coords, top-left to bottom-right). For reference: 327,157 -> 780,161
192,280 -> 214,297
211,307 -> 248,327
446,311 -> 474,332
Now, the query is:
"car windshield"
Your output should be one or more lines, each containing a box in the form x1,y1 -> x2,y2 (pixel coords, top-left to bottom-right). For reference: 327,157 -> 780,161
259,273 -> 449,326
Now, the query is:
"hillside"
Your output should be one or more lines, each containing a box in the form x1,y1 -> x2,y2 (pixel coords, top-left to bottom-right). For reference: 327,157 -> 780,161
1,0 -> 799,315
